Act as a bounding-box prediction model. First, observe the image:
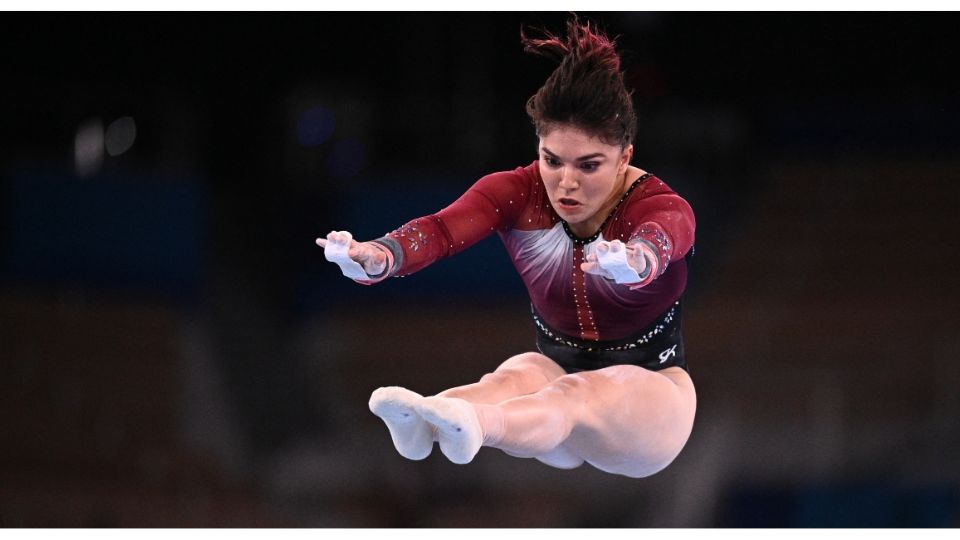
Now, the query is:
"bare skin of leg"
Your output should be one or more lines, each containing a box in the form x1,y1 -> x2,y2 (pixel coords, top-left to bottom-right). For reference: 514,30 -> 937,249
425,352 -> 585,467
373,352 -> 696,477
416,363 -> 696,478
483,365 -> 696,477
437,352 -> 568,403
369,352 -> 564,461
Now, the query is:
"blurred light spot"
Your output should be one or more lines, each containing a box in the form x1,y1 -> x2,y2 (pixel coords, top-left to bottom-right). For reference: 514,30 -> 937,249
297,106 -> 336,147
75,117 -> 104,178
105,116 -> 137,156
327,138 -> 367,179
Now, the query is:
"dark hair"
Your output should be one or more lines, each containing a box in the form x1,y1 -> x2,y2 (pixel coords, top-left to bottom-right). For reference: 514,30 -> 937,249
521,17 -> 636,149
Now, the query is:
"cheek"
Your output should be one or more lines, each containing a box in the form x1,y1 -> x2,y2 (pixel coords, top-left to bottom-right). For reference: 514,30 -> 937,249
582,177 -> 605,194
585,176 -> 616,199
542,173 -> 560,190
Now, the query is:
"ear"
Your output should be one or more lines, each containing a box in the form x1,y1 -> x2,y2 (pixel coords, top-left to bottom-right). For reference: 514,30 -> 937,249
619,144 -> 634,173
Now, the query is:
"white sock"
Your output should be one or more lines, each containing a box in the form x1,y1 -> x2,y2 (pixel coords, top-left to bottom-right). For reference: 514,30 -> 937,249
368,387 -> 434,461
414,396 -> 483,465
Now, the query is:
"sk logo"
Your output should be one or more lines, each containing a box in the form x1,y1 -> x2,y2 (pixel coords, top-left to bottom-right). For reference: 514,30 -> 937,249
658,344 -> 678,364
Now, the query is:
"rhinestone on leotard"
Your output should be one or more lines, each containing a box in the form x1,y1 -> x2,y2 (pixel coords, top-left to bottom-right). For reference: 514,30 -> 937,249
532,301 -> 678,351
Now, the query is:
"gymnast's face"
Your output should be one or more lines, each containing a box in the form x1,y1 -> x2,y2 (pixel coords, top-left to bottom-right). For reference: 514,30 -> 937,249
538,124 -> 633,236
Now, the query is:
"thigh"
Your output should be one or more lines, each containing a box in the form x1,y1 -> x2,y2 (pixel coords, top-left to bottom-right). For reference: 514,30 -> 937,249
558,365 -> 697,478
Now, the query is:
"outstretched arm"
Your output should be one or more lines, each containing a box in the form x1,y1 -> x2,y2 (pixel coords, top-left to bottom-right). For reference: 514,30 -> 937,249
581,184 -> 695,288
317,166 -> 534,283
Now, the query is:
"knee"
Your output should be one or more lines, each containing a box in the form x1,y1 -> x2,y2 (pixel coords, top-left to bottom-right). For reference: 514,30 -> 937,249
478,364 -> 541,391
543,374 -> 592,402
497,352 -> 565,379
483,353 -> 564,388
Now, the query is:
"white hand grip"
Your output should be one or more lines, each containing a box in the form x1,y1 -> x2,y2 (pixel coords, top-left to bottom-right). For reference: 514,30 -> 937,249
596,242 -> 641,284
324,231 -> 370,280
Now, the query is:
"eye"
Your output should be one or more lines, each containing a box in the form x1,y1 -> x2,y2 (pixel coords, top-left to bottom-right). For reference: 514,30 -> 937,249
543,155 -> 561,168
580,161 -> 599,172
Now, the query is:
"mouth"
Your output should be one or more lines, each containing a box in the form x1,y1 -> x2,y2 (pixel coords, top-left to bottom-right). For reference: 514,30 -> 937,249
557,197 -> 582,209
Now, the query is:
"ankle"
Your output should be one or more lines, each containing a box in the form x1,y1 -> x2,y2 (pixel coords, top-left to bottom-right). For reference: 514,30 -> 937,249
473,404 -> 505,446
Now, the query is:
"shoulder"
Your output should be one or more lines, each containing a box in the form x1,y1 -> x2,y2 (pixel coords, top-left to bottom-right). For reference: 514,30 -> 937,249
625,170 -> 692,207
476,160 -> 540,185
621,171 -> 694,216
469,160 -> 541,199
633,172 -> 677,199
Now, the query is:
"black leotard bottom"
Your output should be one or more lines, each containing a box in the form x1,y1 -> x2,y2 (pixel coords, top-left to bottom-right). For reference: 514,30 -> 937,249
532,301 -> 688,374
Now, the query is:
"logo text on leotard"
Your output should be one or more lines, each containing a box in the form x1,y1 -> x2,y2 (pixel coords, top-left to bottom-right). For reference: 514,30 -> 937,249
658,344 -> 678,364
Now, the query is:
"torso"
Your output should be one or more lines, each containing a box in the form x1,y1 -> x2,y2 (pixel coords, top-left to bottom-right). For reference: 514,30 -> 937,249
498,163 -> 687,341
385,160 -> 694,343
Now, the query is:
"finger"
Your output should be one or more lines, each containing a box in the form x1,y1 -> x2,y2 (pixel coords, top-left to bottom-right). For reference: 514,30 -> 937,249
596,242 -> 610,254
609,240 -> 622,253
581,261 -> 601,274
327,231 -> 345,244
584,252 -> 598,263
316,238 -> 327,247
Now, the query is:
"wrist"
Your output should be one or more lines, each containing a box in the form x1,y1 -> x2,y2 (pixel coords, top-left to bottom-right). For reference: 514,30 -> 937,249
365,260 -> 387,278
359,243 -> 394,282
635,253 -> 652,280
625,239 -> 660,290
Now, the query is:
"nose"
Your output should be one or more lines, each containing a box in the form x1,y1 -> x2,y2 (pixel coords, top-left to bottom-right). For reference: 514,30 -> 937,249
558,166 -> 579,191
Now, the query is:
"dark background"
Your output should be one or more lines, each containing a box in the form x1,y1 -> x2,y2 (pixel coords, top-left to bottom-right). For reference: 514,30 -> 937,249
2,12 -> 959,527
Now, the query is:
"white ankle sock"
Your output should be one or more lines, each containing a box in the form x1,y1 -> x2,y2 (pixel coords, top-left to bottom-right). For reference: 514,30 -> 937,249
414,396 -> 484,465
368,387 -> 434,461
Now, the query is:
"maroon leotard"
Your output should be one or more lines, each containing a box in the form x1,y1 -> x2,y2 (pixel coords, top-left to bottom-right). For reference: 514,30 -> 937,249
369,160 -> 695,343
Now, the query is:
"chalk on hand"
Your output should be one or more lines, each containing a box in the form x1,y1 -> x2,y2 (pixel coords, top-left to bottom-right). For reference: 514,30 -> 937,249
324,231 -> 370,280
595,241 -> 642,284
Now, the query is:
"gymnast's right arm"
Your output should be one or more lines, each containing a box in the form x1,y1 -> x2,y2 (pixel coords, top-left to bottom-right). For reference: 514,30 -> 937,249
315,168 -> 529,285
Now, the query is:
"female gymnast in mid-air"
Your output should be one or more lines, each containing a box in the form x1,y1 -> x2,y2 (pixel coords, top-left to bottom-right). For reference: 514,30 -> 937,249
316,18 -> 696,479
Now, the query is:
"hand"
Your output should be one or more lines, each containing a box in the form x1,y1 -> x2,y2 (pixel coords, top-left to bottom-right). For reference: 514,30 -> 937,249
316,230 -> 387,279
581,240 -> 648,284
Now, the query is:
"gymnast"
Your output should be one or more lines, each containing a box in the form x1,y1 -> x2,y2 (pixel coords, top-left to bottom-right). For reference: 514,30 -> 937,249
316,17 -> 696,479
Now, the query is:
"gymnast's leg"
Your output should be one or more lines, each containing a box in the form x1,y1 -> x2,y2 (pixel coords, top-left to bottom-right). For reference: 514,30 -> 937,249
437,351 -> 567,403
416,365 -> 696,477
368,352 -> 565,461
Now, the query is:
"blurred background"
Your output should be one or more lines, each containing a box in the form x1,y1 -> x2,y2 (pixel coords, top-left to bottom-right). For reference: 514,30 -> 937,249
2,12 -> 959,527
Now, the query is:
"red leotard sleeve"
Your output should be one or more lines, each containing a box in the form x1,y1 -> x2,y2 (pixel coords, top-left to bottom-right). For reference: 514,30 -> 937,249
618,178 -> 696,288
379,166 -> 535,277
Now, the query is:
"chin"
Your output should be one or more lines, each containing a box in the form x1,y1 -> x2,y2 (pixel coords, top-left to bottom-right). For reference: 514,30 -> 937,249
561,207 -> 589,220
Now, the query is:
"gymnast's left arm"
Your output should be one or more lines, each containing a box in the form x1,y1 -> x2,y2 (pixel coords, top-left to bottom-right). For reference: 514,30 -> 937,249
581,189 -> 696,288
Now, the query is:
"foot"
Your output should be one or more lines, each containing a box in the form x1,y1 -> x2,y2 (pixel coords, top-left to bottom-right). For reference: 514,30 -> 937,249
368,387 -> 433,460
414,396 -> 483,465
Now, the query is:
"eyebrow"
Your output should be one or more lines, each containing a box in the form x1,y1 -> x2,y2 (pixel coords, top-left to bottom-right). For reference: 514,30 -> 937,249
541,147 -> 607,161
